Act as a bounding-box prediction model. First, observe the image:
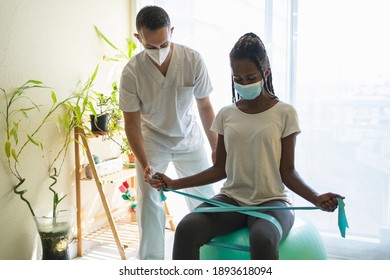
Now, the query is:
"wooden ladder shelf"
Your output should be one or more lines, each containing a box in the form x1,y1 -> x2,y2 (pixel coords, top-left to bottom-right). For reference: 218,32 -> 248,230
74,126 -> 128,259
74,126 -> 175,260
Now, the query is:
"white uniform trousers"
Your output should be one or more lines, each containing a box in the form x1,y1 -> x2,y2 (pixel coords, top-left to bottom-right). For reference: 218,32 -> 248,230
135,146 -> 216,260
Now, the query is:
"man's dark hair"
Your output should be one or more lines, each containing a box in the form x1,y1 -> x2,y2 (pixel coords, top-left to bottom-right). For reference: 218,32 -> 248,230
136,6 -> 171,32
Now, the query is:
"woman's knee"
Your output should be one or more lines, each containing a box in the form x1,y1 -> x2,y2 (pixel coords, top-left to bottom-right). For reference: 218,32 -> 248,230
175,213 -> 206,240
249,222 -> 280,259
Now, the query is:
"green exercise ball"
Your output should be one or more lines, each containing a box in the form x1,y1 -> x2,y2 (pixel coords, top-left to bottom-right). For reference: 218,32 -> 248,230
200,214 -> 327,260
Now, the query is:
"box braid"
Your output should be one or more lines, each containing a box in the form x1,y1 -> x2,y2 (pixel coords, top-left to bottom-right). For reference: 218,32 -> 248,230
229,32 -> 277,103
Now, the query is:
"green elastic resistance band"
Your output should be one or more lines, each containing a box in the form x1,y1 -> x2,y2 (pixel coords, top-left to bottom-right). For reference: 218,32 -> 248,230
206,241 -> 250,252
161,188 -> 283,240
159,187 -> 348,238
337,198 -> 349,237
194,205 -> 319,213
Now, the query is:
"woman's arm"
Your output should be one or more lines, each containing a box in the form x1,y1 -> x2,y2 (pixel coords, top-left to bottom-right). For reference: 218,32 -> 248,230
155,134 -> 227,190
280,133 -> 344,211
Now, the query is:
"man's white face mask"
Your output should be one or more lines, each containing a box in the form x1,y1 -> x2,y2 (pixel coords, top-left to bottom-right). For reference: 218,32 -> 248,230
145,43 -> 171,65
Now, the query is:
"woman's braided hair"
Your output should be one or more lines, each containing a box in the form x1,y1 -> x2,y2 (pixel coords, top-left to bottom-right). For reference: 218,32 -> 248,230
229,32 -> 277,103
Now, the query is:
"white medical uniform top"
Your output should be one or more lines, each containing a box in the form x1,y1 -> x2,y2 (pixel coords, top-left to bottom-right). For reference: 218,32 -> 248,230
211,101 -> 301,205
119,44 -> 213,152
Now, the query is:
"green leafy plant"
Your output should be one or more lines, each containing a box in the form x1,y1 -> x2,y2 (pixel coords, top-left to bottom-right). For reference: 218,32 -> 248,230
2,80 -> 73,217
1,26 -> 136,218
90,26 -> 137,150
94,25 -> 137,62
89,25 -> 136,138
120,136 -> 136,165
120,136 -> 131,155
88,81 -> 123,137
1,65 -> 98,219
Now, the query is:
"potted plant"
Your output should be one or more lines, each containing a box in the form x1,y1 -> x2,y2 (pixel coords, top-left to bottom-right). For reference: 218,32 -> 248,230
1,63 -> 98,259
87,26 -> 136,137
88,81 -> 123,136
90,26 -> 138,159
120,136 -> 136,165
1,80 -> 82,259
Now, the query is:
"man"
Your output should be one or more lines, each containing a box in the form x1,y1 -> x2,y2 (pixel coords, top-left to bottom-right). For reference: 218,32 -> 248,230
119,5 -> 217,260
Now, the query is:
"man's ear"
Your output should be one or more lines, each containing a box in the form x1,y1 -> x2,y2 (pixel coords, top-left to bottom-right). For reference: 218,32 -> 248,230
134,33 -> 141,42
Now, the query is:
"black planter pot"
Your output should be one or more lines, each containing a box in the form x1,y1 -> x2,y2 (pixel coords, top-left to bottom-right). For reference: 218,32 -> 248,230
90,113 -> 109,134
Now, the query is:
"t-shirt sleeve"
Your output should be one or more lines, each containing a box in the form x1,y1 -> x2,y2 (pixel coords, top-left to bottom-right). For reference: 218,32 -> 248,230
193,52 -> 213,99
119,61 -> 141,112
282,105 -> 301,138
211,108 -> 224,135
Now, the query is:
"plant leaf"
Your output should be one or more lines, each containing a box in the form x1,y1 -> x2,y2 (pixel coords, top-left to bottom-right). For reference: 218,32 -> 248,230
11,148 -> 18,163
94,25 -> 129,59
5,141 -> 11,158
27,135 -> 40,147
94,25 -> 120,51
127,38 -> 137,58
57,194 -> 67,204
27,80 -> 43,85
10,125 -> 18,144
51,91 -> 57,104
91,64 -> 99,81
20,106 -> 37,112
103,57 -> 121,62
87,101 -> 96,116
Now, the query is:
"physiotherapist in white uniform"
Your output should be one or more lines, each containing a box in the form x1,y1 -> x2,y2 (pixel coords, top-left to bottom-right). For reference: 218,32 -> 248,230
119,5 -> 217,260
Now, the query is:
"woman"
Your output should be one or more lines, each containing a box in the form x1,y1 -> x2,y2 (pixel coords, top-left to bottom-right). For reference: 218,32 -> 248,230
151,32 -> 344,260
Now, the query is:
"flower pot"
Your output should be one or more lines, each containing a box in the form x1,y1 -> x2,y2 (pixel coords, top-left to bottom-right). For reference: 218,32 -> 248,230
127,153 -> 136,163
90,113 -> 109,134
33,209 -> 75,260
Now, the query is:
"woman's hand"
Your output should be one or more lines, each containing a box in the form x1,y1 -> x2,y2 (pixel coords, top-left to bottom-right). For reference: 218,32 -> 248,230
152,172 -> 175,190
315,192 -> 345,212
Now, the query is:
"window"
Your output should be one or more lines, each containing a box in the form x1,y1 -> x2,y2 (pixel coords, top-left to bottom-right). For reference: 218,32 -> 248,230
134,0 -> 390,259
294,0 -> 390,259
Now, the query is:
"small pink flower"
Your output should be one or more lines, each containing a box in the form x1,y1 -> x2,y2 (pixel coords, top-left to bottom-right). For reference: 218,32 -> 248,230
119,185 -> 127,193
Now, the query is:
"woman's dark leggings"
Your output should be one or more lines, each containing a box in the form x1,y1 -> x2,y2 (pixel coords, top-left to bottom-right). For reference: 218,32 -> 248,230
172,194 -> 295,260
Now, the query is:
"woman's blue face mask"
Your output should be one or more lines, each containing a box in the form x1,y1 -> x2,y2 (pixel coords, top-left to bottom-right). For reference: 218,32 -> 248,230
234,80 -> 264,100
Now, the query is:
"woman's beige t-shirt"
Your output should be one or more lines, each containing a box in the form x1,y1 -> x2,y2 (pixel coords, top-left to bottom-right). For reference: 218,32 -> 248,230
211,101 -> 301,206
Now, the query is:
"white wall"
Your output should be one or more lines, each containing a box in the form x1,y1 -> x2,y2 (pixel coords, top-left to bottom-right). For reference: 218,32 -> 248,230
0,0 -> 132,260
